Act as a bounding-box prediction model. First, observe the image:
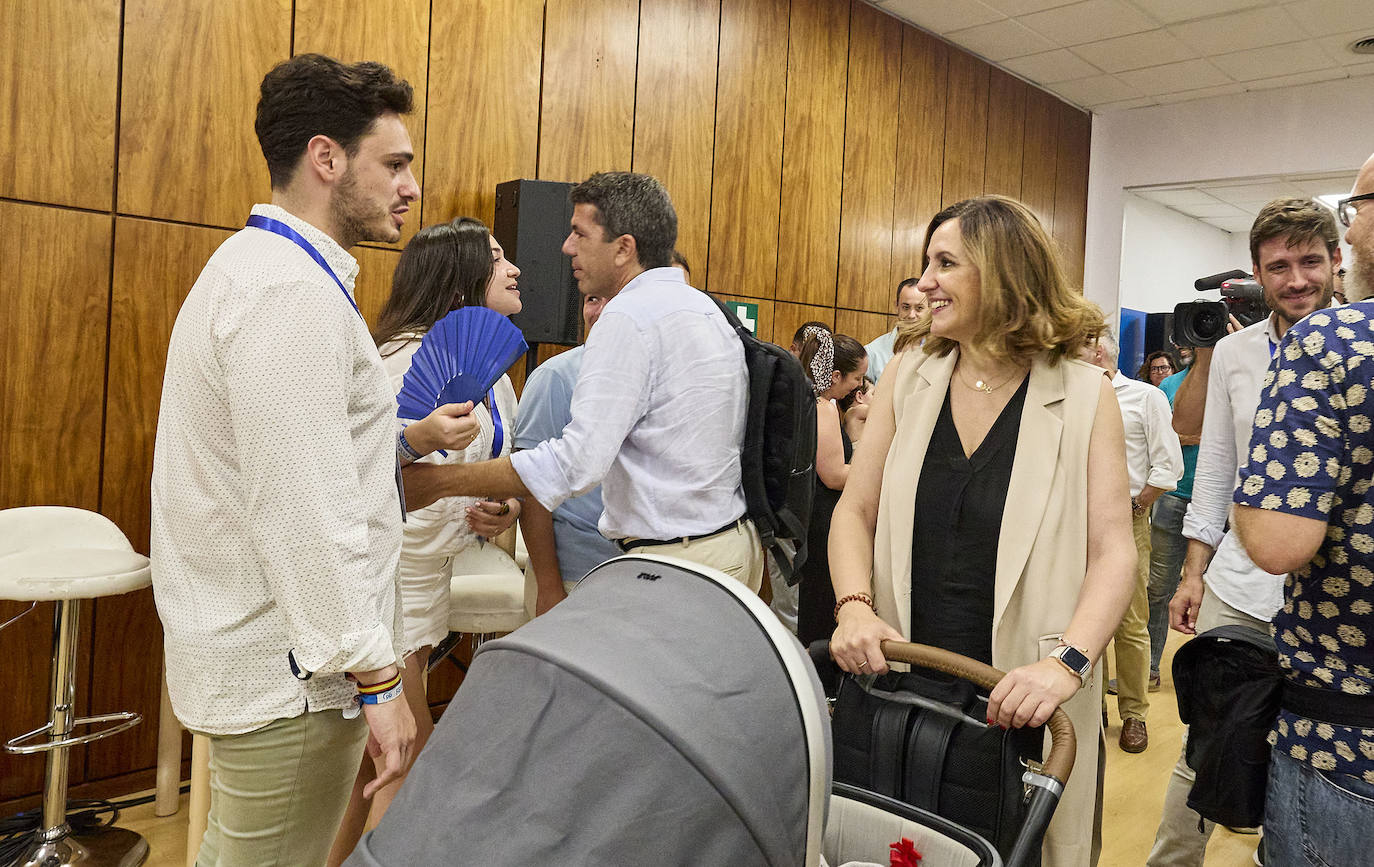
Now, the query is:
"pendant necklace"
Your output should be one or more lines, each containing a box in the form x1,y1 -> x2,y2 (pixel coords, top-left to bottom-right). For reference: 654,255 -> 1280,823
957,365 -> 1023,395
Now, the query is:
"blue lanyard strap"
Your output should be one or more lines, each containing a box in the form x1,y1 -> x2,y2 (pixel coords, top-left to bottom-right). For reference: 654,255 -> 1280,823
489,388 -> 504,459
245,214 -> 361,319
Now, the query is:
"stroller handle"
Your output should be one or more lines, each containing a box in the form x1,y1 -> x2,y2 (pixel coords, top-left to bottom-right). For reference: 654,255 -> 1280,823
879,640 -> 1076,788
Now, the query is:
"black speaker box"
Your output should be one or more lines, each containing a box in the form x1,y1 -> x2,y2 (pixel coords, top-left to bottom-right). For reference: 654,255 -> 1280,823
1145,311 -> 1174,353
493,179 -> 581,345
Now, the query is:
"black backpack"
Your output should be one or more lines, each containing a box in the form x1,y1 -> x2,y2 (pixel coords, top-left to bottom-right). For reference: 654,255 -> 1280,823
1173,624 -> 1283,830
712,299 -> 817,584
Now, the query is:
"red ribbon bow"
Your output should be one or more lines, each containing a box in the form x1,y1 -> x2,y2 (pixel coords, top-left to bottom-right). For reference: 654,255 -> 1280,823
889,837 -> 922,866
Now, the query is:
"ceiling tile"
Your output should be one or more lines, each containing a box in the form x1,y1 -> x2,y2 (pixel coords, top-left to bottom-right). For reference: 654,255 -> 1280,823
1069,28 -> 1197,72
1137,189 -> 1228,207
1121,0 -> 1270,26
880,0 -> 1005,33
1047,73 -> 1143,106
1284,0 -> 1374,38
1178,201 -> 1251,218
1151,82 -> 1248,103
1116,58 -> 1234,92
1313,30 -> 1374,65
981,0 -> 1080,14
1243,66 -> 1351,91
1206,181 -> 1306,203
1210,40 -> 1340,80
1019,0 -> 1156,46
947,18 -> 1059,60
1002,48 -> 1105,82
1093,95 -> 1163,111
1169,6 -> 1306,54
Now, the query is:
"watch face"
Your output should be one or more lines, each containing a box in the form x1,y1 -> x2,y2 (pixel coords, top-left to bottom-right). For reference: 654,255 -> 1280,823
1058,646 -> 1090,674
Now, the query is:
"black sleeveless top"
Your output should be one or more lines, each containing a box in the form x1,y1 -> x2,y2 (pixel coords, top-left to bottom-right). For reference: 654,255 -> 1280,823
908,377 -> 1029,665
796,423 -> 853,646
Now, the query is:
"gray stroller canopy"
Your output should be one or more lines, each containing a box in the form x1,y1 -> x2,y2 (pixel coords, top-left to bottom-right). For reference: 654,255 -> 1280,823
347,553 -> 832,867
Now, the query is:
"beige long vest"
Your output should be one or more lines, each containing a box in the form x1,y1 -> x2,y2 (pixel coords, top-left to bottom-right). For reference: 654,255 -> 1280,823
870,348 -> 1108,867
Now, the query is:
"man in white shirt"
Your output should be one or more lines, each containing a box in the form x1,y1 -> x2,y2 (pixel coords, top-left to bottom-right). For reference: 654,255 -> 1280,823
863,277 -> 924,381
1083,330 -> 1183,754
1147,197 -> 1341,865
406,172 -> 763,590
151,55 -> 473,867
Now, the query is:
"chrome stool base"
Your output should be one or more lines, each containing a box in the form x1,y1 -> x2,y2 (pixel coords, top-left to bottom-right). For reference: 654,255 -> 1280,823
9,827 -> 149,867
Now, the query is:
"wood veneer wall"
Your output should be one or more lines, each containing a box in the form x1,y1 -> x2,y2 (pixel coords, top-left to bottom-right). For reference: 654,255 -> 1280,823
0,0 -> 1090,805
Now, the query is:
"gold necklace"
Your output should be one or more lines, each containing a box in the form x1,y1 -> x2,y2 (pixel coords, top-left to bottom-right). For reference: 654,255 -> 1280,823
956,364 -> 1023,395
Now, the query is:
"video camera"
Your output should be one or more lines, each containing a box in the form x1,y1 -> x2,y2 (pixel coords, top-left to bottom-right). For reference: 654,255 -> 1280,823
1172,270 -> 1269,347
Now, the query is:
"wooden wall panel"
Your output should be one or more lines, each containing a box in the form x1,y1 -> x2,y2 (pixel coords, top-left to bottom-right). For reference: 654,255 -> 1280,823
836,1 -> 902,315
538,0 -> 638,182
103,219 -> 232,553
1054,104 -> 1092,289
118,0 -> 289,227
940,49 -> 989,208
1020,85 -> 1059,233
983,70 -> 1026,199
0,0 -> 120,209
890,27 -> 947,291
0,202 -> 111,511
773,302 -> 835,352
633,0 -> 720,287
775,0 -> 849,308
707,0 -> 790,299
295,0 -> 431,250
424,0 -> 542,228
354,246 -> 402,329
83,591 -> 165,781
835,308 -> 892,348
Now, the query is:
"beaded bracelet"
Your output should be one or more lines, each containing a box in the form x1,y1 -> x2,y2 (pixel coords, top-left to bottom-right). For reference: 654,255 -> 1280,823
834,592 -> 876,622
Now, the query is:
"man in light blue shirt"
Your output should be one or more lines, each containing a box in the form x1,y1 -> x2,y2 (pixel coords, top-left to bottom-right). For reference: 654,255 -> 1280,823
514,293 -> 622,614
863,277 -> 923,381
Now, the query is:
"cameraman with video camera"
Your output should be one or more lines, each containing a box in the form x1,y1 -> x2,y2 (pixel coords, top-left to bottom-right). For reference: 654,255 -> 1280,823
1147,198 -> 1342,865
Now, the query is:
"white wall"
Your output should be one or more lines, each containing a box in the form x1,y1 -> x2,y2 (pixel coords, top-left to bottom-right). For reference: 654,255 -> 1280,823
1118,194 -> 1239,314
1084,75 -> 1374,319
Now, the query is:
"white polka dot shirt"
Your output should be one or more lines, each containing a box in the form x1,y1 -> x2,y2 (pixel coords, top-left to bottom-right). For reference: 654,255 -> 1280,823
150,204 -> 403,735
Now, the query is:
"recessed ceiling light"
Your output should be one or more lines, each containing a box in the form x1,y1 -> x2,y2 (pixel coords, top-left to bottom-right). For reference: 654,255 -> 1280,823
1351,37 -> 1374,55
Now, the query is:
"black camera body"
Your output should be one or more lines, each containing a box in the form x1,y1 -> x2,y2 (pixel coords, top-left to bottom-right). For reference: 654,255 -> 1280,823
1172,270 -> 1269,347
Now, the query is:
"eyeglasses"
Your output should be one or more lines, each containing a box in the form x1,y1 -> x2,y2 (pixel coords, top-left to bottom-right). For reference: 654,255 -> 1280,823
1149,364 -> 1172,373
1337,192 -> 1374,227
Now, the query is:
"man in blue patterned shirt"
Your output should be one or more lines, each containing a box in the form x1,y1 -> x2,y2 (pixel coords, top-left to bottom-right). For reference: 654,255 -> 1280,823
1233,151 -> 1374,867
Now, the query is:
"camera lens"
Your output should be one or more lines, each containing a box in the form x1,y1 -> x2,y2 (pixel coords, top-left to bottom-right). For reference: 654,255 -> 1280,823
1195,307 -> 1222,337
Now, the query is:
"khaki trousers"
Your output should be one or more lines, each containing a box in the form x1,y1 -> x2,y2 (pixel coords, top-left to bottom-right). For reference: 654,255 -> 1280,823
625,519 -> 764,593
196,710 -> 368,867
1112,512 -> 1153,721
1145,587 -> 1270,866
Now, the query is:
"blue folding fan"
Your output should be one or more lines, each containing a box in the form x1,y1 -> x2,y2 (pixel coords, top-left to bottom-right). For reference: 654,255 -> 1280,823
395,306 -> 528,422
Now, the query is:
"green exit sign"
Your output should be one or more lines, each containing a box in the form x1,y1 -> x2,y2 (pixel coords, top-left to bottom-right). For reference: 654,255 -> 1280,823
728,301 -> 759,336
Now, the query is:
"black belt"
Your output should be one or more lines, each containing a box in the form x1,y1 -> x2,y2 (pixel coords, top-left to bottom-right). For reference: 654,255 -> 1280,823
1281,679 -> 1374,729
616,518 -> 745,552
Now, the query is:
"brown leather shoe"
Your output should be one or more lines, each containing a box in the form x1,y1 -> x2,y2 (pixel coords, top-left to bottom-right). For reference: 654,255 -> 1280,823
1120,718 -> 1148,753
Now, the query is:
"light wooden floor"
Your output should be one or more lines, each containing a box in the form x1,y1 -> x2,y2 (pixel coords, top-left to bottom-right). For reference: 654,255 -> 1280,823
113,628 -> 1258,865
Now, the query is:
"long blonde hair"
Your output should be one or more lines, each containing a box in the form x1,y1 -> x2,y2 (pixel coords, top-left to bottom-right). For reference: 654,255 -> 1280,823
895,195 -> 1102,364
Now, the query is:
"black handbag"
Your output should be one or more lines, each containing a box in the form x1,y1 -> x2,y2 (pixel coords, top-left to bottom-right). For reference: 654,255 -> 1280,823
831,666 -> 1045,865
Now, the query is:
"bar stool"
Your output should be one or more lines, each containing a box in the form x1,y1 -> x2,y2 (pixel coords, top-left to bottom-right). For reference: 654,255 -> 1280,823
427,543 -> 529,672
0,506 -> 153,867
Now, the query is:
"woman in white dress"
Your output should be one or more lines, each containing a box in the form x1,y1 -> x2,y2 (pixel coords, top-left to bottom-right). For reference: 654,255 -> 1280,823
329,217 -> 525,864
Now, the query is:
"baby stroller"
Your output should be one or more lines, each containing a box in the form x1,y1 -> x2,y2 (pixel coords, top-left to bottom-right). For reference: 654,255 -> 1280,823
819,641 -> 1077,867
345,553 -> 831,866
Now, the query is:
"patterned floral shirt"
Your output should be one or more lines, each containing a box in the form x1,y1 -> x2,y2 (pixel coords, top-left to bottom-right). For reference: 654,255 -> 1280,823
1234,303 -> 1374,784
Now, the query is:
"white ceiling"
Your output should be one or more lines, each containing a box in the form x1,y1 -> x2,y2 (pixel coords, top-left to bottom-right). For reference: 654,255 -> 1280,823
869,0 -> 1374,112
1129,170 -> 1356,232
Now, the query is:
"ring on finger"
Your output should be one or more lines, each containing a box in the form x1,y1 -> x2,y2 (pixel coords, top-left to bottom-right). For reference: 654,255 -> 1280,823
858,659 -> 869,669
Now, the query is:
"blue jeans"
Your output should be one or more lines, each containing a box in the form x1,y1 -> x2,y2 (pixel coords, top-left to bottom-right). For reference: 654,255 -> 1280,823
1265,750 -> 1374,866
1147,494 -> 1189,674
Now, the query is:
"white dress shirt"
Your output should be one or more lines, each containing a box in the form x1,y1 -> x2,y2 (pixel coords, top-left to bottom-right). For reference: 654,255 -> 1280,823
1181,315 -> 1289,622
510,267 -> 747,540
1112,370 -> 1183,497
865,327 -> 898,382
151,204 -> 403,735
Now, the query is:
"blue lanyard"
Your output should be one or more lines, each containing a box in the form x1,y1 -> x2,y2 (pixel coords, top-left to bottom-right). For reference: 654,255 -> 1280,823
245,214 -> 361,319
488,389 -> 504,459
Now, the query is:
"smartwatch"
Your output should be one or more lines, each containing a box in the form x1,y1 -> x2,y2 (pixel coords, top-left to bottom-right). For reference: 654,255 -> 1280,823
1049,641 -> 1092,689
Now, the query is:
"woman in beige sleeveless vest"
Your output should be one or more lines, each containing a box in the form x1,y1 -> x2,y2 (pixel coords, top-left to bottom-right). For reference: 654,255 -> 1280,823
828,196 -> 1137,867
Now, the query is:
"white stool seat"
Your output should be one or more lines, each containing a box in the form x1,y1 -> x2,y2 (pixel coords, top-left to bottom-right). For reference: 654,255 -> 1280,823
448,572 -> 528,635
0,549 -> 151,601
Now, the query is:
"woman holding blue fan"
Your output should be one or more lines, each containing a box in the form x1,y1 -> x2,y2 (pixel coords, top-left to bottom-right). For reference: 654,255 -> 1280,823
329,216 -> 526,863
